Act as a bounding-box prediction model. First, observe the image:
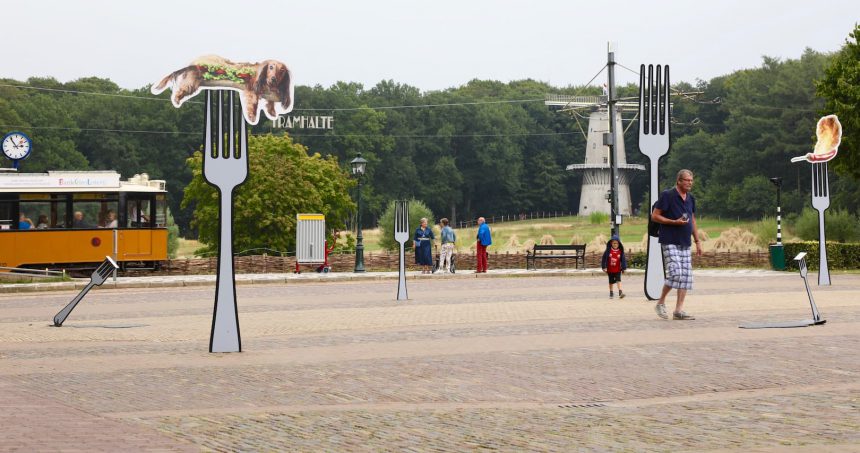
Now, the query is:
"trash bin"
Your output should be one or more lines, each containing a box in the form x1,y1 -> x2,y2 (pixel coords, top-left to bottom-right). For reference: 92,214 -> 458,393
769,244 -> 785,271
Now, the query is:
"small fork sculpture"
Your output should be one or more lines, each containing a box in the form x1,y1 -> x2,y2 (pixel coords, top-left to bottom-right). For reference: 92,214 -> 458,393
811,162 -> 831,286
203,90 -> 249,352
53,256 -> 119,327
394,200 -> 409,300
638,64 -> 670,300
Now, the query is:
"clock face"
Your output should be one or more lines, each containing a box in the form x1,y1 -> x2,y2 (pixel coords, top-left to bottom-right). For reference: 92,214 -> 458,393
2,132 -> 32,160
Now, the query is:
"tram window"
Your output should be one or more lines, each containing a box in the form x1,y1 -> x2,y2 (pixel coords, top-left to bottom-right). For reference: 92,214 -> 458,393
72,200 -> 118,229
127,199 -> 151,227
155,195 -> 167,227
0,201 -> 12,230
18,198 -> 68,229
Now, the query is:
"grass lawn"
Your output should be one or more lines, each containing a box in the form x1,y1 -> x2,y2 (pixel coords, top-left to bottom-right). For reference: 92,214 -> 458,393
358,215 -> 772,255
177,215 -> 777,258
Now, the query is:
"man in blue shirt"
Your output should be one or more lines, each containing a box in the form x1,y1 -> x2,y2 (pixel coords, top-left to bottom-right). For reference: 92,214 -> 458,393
476,217 -> 492,273
651,169 -> 703,320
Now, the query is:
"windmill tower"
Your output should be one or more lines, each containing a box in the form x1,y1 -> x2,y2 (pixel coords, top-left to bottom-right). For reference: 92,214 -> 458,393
545,95 -> 644,216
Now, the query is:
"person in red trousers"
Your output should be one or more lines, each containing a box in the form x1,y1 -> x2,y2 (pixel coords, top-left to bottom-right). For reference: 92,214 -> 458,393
476,217 -> 492,273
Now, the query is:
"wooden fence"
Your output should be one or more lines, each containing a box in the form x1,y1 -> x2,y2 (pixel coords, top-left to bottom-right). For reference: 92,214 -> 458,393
149,250 -> 771,275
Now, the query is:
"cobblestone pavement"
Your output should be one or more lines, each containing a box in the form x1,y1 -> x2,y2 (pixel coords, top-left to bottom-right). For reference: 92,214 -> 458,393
1,272 -> 859,452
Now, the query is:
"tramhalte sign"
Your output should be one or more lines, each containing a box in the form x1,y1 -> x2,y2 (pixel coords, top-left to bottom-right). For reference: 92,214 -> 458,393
272,115 -> 334,130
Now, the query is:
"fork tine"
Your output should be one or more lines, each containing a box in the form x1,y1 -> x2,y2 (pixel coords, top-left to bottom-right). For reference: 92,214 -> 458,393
653,65 -> 661,135
638,65 -> 645,133
648,65 -> 655,135
239,94 -> 247,160
816,164 -> 821,197
205,91 -> 213,158
229,92 -> 235,159
662,65 -> 670,136
395,201 -> 400,233
217,91 -> 225,158
821,162 -> 830,197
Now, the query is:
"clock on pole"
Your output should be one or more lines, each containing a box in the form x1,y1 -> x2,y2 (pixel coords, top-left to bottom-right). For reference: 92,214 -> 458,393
3,131 -> 33,169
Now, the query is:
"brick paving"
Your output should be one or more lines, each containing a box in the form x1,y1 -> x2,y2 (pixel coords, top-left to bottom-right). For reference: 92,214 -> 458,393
1,271 -> 859,452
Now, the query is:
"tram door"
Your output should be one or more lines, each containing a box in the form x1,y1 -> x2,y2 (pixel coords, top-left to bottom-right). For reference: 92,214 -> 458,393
121,195 -> 154,258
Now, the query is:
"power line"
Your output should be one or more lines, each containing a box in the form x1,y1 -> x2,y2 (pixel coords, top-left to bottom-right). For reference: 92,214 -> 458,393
297,99 -> 546,111
0,83 -> 178,103
583,65 -> 608,88
0,124 -> 195,135
288,131 -> 580,138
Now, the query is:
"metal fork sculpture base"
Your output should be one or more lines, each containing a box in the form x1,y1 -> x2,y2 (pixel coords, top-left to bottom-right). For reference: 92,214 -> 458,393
739,253 -> 825,329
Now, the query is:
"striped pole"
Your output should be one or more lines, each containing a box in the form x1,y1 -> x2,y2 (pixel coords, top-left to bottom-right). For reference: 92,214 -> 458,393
770,177 -> 783,246
776,205 -> 782,245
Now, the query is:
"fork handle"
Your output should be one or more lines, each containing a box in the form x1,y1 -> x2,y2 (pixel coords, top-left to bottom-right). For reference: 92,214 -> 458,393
53,281 -> 95,326
211,187 -> 241,352
397,243 -> 408,300
644,160 -> 665,300
817,210 -> 831,286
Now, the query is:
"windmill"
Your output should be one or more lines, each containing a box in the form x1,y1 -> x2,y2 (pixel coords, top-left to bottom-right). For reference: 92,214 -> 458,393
545,93 -> 644,218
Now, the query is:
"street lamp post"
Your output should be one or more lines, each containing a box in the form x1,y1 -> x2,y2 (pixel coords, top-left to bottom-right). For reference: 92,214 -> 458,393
351,153 -> 368,273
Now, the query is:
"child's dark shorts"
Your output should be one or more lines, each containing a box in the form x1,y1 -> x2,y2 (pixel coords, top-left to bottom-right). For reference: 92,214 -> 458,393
608,272 -> 622,284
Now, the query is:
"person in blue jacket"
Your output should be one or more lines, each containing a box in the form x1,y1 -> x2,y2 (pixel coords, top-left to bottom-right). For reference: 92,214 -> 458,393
414,217 -> 435,274
476,217 -> 492,273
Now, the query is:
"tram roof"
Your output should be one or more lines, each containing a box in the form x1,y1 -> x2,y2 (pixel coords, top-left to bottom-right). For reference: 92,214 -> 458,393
0,171 -> 166,193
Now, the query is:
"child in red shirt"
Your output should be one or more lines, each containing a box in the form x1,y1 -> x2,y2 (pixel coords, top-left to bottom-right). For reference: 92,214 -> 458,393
600,235 -> 628,299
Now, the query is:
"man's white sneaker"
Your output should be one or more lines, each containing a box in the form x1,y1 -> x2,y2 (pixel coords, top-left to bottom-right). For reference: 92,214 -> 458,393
655,303 -> 668,320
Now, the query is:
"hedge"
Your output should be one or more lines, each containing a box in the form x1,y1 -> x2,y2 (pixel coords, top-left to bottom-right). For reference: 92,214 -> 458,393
781,242 -> 860,270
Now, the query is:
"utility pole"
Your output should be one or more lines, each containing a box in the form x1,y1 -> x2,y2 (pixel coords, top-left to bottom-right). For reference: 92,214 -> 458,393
606,43 -> 620,238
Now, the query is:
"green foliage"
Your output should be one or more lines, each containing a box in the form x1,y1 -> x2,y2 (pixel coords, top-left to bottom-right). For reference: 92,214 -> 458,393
376,199 -> 435,251
589,211 -> 608,225
166,209 -> 180,259
332,232 -> 356,254
724,176 -> 779,219
627,251 -> 646,269
794,207 -> 859,243
816,24 -> 860,181
783,242 -> 860,270
750,216 -> 779,248
181,134 -> 355,255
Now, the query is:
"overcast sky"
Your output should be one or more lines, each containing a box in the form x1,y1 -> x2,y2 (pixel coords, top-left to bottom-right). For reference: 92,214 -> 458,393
6,0 -> 858,92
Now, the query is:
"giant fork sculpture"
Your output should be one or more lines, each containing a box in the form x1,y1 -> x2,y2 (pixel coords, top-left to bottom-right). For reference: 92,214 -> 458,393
203,91 -> 249,353
394,200 -> 409,300
638,64 -> 670,300
811,162 -> 831,286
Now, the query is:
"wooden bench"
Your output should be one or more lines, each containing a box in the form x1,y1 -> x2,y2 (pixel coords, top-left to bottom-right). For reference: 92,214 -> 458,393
526,244 -> 586,270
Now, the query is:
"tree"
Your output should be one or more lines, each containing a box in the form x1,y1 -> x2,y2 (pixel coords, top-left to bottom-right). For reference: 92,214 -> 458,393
816,24 -> 860,180
376,199 -> 435,251
182,134 -> 355,254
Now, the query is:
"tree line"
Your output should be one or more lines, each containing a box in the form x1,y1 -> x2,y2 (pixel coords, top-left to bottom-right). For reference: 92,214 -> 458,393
1,25 -> 857,240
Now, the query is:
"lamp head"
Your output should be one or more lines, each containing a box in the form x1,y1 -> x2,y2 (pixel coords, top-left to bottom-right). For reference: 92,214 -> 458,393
769,177 -> 783,187
350,152 -> 368,176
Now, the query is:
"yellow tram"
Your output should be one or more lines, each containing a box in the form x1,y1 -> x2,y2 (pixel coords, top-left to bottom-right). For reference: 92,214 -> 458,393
0,171 -> 168,271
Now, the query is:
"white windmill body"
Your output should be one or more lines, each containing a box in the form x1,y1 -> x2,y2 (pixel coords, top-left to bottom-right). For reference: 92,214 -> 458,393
545,95 -> 645,216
